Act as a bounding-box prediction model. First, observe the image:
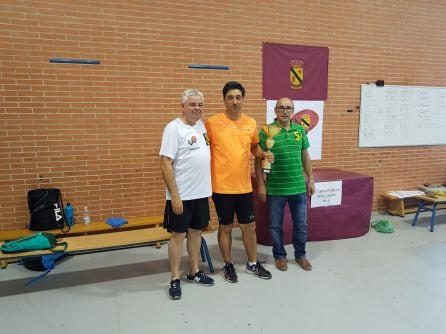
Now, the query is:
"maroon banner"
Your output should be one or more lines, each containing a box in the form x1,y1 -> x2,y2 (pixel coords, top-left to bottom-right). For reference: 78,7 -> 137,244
262,42 -> 329,100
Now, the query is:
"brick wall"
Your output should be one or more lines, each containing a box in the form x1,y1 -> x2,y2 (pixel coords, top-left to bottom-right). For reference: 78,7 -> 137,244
1,0 -> 445,230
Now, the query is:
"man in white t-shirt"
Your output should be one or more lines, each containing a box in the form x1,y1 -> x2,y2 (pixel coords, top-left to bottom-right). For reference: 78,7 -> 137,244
160,89 -> 214,300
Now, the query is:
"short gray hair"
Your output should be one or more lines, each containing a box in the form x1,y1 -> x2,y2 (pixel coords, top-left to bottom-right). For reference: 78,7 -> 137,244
181,89 -> 204,104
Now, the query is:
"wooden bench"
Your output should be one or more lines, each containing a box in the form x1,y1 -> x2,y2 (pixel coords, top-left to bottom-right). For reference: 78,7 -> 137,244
0,216 -> 215,273
0,216 -> 166,241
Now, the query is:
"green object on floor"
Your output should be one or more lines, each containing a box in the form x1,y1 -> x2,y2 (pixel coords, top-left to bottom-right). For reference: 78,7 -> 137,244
371,219 -> 394,233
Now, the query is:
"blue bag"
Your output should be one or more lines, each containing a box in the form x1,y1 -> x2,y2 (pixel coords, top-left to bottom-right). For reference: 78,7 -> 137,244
20,253 -> 68,285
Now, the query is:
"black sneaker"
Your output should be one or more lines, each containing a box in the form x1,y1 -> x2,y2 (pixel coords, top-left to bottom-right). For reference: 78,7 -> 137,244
245,261 -> 272,280
223,262 -> 238,283
169,279 -> 181,300
186,270 -> 215,286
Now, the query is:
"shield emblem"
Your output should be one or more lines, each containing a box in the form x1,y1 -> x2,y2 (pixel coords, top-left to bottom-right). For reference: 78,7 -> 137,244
290,60 -> 304,89
291,109 -> 319,133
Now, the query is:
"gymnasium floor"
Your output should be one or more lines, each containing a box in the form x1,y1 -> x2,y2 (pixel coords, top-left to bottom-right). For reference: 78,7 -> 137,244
1,211 -> 445,334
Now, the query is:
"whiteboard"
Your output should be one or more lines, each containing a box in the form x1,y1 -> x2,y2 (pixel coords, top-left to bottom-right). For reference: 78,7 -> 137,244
359,84 -> 446,147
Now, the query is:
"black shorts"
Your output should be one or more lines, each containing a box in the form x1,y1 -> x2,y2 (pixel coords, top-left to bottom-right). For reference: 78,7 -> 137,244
163,197 -> 210,233
212,192 -> 255,225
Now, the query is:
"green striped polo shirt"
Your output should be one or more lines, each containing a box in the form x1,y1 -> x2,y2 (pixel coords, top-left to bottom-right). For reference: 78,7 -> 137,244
259,121 -> 310,195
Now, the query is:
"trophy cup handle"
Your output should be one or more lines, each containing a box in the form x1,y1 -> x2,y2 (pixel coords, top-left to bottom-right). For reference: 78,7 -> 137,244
262,137 -> 275,174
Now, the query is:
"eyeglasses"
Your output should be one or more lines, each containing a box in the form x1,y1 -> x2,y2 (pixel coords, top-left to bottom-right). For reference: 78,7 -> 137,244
276,106 -> 294,112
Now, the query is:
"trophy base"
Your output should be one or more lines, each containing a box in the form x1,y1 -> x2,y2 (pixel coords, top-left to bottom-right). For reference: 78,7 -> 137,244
262,168 -> 271,174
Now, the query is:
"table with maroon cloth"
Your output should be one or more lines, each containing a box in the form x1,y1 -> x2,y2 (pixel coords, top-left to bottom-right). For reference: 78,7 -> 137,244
253,168 -> 374,245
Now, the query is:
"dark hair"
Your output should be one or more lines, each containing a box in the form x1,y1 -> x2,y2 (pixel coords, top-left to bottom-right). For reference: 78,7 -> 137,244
222,81 -> 245,98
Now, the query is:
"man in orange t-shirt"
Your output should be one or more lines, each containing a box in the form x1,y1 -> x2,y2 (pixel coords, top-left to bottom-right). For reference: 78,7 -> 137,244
205,81 -> 272,283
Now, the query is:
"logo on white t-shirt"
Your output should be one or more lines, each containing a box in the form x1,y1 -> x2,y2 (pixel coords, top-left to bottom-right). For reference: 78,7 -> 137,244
188,136 -> 197,146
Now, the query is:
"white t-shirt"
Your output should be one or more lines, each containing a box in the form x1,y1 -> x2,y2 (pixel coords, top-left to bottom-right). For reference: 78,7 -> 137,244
159,118 -> 211,200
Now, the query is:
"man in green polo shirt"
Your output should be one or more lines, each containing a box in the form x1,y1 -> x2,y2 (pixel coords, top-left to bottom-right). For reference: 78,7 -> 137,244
255,97 -> 315,272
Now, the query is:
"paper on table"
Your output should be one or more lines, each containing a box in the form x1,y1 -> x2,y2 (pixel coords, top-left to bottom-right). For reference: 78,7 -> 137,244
386,190 -> 425,198
311,181 -> 342,208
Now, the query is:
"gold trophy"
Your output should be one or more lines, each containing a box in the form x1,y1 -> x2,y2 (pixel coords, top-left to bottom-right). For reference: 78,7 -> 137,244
262,125 -> 280,174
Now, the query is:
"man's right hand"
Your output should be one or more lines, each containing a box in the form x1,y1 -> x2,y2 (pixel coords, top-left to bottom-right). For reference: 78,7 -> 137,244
171,196 -> 183,215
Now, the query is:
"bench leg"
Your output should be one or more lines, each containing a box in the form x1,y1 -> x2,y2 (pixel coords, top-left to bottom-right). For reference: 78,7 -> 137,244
200,242 -> 206,263
411,201 -> 424,227
430,203 -> 438,232
387,198 -> 405,217
200,236 -> 214,273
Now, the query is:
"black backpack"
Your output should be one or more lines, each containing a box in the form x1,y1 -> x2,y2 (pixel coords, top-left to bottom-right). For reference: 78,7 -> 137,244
27,188 -> 70,233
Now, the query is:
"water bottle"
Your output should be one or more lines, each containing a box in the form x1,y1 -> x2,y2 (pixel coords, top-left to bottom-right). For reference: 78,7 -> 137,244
65,202 -> 74,226
83,206 -> 91,225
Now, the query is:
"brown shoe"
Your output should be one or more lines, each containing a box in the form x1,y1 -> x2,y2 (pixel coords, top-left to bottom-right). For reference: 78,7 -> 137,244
275,258 -> 288,271
296,257 -> 312,271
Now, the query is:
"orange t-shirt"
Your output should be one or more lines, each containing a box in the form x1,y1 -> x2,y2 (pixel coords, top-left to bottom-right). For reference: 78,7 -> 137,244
205,113 -> 259,194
